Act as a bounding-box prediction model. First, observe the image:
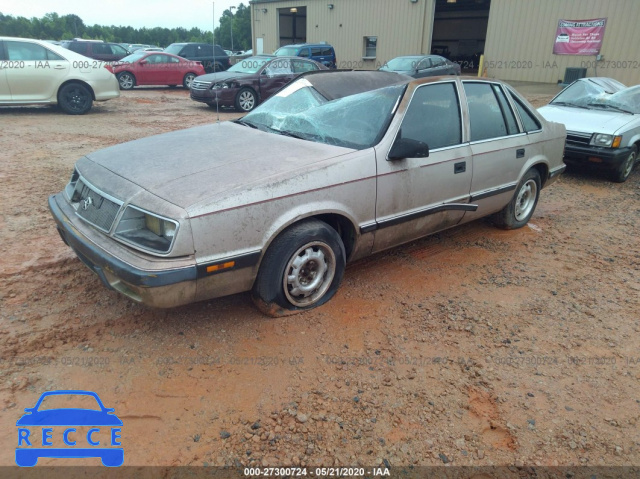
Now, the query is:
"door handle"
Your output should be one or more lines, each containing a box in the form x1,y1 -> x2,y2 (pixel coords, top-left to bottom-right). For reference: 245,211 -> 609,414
454,161 -> 466,174
516,148 -> 525,158
54,65 -> 66,70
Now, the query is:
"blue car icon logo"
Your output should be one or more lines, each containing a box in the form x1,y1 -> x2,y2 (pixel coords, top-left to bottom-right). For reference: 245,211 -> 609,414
16,390 -> 123,467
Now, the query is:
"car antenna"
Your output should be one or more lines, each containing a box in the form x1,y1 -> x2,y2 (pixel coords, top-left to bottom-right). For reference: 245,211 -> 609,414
213,2 -> 220,124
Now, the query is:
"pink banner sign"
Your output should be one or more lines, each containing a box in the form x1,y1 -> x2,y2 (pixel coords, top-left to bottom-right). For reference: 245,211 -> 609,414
553,18 -> 606,55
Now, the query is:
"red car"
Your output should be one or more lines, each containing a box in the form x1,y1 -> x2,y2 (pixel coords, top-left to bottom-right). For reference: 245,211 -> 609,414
109,52 -> 205,90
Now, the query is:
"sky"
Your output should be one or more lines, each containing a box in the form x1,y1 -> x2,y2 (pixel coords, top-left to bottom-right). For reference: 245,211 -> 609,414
0,0 -> 244,31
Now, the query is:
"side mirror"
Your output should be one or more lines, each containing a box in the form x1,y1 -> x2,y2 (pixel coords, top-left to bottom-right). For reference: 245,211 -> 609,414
139,60 -> 147,65
388,138 -> 430,160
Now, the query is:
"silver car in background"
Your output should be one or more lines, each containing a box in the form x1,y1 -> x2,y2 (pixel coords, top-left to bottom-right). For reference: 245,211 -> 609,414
538,77 -> 640,182
49,72 -> 566,316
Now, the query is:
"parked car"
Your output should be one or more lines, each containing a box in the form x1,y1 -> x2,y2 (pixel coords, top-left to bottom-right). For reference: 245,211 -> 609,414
142,47 -> 163,52
0,36 -> 120,114
190,55 -> 326,112
379,55 -> 461,77
109,52 -> 205,89
127,43 -> 151,52
538,77 -> 640,182
49,71 -> 566,316
164,43 -> 230,73
274,43 -> 336,68
60,39 -> 130,62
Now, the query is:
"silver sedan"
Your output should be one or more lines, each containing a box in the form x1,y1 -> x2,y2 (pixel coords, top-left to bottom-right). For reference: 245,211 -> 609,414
49,72 -> 566,315
539,77 -> 640,182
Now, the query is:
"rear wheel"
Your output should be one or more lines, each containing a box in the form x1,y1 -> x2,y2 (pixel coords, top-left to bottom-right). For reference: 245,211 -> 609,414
611,146 -> 637,183
493,168 -> 541,229
252,219 -> 346,316
183,72 -> 196,89
58,83 -> 93,115
116,72 -> 135,90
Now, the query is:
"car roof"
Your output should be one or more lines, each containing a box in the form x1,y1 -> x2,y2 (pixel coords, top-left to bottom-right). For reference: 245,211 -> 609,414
301,70 -> 411,100
282,43 -> 333,48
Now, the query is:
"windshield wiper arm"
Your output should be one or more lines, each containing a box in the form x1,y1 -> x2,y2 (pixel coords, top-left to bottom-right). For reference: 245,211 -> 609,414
587,103 -> 634,114
552,101 -> 590,109
264,126 -> 307,140
233,119 -> 259,129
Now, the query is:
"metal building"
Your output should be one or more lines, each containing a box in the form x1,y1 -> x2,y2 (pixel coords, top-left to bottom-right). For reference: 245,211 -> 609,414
250,0 -> 640,85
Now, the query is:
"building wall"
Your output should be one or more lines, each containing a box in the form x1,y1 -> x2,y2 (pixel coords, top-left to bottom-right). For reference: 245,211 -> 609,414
484,0 -> 640,85
251,0 -> 436,69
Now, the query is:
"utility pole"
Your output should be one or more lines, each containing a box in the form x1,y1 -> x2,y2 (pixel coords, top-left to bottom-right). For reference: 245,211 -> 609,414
230,6 -> 236,52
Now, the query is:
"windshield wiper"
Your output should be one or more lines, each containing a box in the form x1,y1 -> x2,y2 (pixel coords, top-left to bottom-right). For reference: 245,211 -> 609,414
264,126 -> 307,140
551,101 -> 590,109
587,103 -> 634,114
233,119 -> 259,129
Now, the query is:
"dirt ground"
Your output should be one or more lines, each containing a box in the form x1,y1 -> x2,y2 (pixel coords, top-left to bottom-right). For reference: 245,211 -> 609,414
1,85 -> 639,475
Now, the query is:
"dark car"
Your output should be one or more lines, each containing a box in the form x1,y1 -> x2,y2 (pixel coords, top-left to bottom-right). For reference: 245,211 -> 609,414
60,40 -> 130,62
190,55 -> 326,112
380,55 -> 461,78
164,43 -> 230,73
109,51 -> 206,89
274,43 -> 336,68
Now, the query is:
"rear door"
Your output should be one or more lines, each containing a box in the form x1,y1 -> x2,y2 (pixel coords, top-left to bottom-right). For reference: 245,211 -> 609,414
0,41 -> 11,101
4,40 -> 69,101
462,81 -> 528,220
373,81 -> 473,252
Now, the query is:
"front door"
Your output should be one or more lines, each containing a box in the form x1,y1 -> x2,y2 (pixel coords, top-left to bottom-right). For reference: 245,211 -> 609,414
259,59 -> 294,100
373,81 -> 473,252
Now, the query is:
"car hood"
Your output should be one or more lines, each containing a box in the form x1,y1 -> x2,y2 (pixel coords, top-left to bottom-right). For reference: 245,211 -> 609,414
81,122 -> 353,210
193,71 -> 249,84
16,409 -> 123,426
538,104 -> 637,134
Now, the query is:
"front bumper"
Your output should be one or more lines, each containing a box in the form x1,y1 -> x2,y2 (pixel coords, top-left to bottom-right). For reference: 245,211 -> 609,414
49,193 -> 197,308
190,86 -> 236,107
564,143 -> 633,170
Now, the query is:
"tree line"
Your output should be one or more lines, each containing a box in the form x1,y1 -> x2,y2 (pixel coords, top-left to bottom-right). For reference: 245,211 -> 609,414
0,6 -> 251,51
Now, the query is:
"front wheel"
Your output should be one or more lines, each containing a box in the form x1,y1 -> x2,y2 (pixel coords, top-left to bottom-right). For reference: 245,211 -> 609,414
116,72 -> 135,90
183,73 -> 196,89
235,88 -> 257,112
58,83 -> 93,115
493,168 -> 541,229
252,219 -> 346,317
611,146 -> 637,183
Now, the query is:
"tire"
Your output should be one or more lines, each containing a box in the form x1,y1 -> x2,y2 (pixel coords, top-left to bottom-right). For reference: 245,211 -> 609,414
252,219 -> 346,317
57,83 -> 93,115
493,168 -> 541,230
116,72 -> 135,90
183,72 -> 196,89
235,88 -> 257,112
611,146 -> 637,183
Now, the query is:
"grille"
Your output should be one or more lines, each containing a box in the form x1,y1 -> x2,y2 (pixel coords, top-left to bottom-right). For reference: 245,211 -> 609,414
191,81 -> 210,90
74,180 -> 121,232
566,130 -> 592,146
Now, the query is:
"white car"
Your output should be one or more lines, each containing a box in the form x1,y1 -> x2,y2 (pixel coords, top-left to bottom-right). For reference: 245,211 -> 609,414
0,36 -> 120,114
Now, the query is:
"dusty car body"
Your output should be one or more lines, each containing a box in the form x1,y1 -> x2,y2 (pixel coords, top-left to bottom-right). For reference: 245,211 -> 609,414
49,72 -> 566,315
538,77 -> 640,182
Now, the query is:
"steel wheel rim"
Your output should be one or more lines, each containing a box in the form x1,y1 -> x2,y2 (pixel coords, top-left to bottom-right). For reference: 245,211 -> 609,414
238,91 -> 255,111
64,87 -> 90,113
184,74 -> 195,88
283,241 -> 336,307
119,74 -> 133,89
515,179 -> 537,221
621,151 -> 636,179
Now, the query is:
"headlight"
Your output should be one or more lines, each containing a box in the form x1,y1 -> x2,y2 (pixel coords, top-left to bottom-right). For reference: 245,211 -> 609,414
590,134 -> 622,148
114,205 -> 179,254
212,82 -> 230,89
